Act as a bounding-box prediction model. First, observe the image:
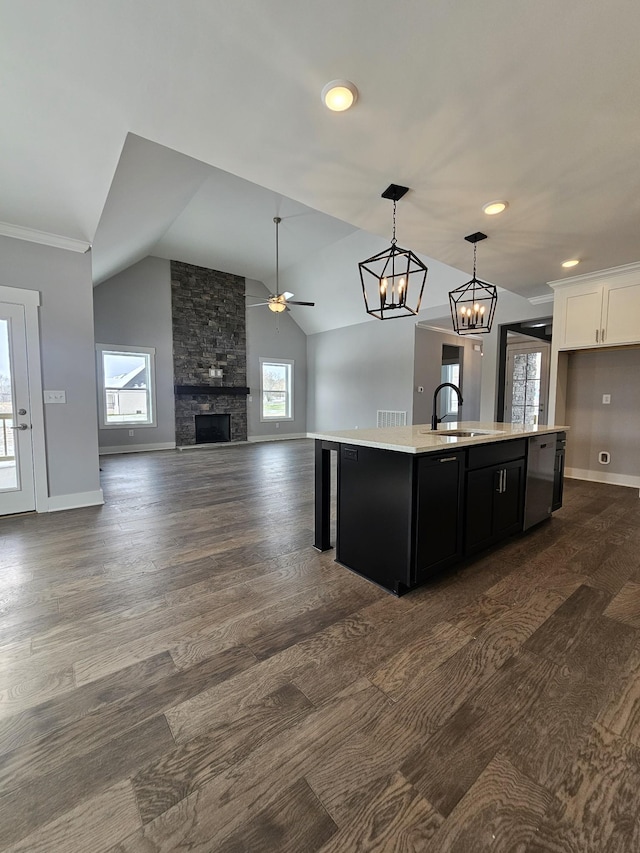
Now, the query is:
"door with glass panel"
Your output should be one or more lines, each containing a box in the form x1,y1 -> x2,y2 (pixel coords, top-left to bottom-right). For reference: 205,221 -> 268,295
504,341 -> 550,426
0,302 -> 35,514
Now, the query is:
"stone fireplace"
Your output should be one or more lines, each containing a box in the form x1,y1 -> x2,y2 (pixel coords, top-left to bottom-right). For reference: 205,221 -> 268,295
171,261 -> 248,446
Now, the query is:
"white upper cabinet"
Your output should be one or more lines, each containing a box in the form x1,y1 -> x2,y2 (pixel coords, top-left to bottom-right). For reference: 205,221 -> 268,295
550,263 -> 640,350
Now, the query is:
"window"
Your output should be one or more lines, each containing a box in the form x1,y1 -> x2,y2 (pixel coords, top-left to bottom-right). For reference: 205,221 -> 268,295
96,344 -> 157,428
260,359 -> 293,421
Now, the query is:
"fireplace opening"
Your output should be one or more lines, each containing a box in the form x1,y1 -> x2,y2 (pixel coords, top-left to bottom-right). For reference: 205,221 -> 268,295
195,413 -> 231,444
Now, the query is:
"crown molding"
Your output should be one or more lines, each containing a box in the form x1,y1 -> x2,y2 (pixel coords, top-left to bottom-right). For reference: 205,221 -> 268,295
528,293 -> 554,305
0,221 -> 91,253
548,260 -> 640,289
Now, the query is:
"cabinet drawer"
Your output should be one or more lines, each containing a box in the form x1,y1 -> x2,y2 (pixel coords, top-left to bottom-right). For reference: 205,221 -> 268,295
467,438 -> 526,471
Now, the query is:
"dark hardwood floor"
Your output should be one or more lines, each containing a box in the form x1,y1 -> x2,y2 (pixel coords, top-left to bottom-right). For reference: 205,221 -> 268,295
1,439 -> 639,852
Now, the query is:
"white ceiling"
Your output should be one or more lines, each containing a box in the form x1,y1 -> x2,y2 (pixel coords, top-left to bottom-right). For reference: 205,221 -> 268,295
3,0 -> 640,333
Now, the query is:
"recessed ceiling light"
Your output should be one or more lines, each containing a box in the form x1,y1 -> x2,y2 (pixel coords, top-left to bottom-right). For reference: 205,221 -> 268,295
321,80 -> 358,112
561,259 -> 580,268
482,200 -> 509,216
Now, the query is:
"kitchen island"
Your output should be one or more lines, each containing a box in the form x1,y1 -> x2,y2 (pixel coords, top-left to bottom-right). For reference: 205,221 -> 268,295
311,421 -> 568,595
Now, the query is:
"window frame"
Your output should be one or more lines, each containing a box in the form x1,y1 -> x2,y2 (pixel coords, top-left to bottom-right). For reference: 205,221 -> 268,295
96,343 -> 157,429
259,358 -> 294,422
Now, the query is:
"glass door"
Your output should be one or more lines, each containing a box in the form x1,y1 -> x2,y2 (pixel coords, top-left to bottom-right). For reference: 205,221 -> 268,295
0,303 -> 35,515
504,341 -> 550,426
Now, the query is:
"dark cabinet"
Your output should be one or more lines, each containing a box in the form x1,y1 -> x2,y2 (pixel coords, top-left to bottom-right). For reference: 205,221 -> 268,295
337,444 -> 414,592
552,433 -> 566,512
414,451 -> 464,582
465,440 -> 526,555
336,445 -> 464,593
330,433 -> 560,595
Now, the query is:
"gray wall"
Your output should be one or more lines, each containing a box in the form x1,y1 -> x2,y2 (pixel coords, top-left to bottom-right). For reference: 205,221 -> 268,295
0,235 -> 100,500
564,348 -> 640,478
307,315 -> 416,432
245,279 -> 307,438
93,256 -> 175,450
412,326 -> 482,425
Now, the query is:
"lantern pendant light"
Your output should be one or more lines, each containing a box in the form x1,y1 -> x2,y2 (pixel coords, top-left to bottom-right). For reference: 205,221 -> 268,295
449,232 -> 498,334
358,184 -> 428,320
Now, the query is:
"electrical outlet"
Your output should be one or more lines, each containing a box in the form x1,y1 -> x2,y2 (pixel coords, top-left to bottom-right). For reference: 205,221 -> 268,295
275,423 -> 279,429
128,430 -> 134,437
602,394 -> 611,404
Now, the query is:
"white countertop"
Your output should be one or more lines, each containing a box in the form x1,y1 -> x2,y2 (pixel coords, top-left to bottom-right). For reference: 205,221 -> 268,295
309,421 -> 569,455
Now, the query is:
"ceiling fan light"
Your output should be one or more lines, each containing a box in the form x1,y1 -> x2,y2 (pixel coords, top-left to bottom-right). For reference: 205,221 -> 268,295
268,300 -> 286,313
321,80 -> 358,112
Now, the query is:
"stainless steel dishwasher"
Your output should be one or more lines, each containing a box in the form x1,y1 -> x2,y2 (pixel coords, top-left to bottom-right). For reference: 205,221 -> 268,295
524,435 -> 556,530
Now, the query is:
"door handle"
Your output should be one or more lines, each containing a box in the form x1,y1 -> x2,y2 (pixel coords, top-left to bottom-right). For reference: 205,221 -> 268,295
10,423 -> 29,431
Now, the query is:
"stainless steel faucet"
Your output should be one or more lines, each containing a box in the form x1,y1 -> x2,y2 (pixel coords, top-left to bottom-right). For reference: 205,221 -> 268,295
431,383 -> 463,430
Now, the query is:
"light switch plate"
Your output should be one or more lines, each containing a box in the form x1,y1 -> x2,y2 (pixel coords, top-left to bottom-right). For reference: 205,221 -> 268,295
44,390 -> 66,404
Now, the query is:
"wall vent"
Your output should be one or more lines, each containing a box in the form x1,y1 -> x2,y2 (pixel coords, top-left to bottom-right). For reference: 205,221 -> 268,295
377,410 -> 407,428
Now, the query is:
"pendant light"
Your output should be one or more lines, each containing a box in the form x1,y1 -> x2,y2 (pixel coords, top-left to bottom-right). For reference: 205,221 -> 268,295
449,232 -> 498,334
358,184 -> 428,320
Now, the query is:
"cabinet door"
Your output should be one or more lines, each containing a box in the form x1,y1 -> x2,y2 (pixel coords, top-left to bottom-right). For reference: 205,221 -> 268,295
603,280 -> 640,345
414,452 -> 464,581
560,286 -> 603,348
465,459 -> 525,554
465,465 -> 499,553
493,459 -> 525,538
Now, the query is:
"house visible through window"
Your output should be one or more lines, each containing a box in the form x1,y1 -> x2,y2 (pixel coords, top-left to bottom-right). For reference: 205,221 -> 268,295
96,344 -> 157,428
260,359 -> 293,421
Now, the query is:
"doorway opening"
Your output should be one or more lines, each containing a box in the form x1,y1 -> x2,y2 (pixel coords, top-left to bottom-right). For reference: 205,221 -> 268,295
496,318 -> 552,424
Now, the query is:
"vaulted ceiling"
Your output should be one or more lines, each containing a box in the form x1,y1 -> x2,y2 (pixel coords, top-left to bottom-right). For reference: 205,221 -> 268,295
2,1 -> 640,334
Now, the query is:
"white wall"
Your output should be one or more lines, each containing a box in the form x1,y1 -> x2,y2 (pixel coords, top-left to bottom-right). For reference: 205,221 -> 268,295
93,256 -> 175,451
412,326 -> 482,425
307,314 -> 417,432
0,235 -> 101,505
245,279 -> 307,439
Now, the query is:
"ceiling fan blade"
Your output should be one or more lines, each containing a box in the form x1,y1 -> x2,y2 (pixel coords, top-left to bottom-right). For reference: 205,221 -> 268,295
245,294 -> 269,300
286,300 -> 315,307
282,291 -> 294,300
247,302 -> 271,307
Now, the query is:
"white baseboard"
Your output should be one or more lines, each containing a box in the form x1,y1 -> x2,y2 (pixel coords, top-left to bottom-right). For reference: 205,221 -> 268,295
99,442 -> 176,455
47,489 -> 105,512
565,467 -> 640,493
247,433 -> 308,443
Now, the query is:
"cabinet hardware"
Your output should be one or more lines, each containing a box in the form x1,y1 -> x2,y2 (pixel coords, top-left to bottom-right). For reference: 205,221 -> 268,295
495,470 -> 502,493
602,328 -> 606,342
439,457 -> 457,463
501,469 -> 507,493
595,329 -> 599,343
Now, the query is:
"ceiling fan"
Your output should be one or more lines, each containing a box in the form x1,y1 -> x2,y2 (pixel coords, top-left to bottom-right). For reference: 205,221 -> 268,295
246,217 -> 315,313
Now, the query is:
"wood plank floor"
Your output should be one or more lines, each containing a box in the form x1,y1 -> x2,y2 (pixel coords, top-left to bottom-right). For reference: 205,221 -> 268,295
1,439 -> 639,852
